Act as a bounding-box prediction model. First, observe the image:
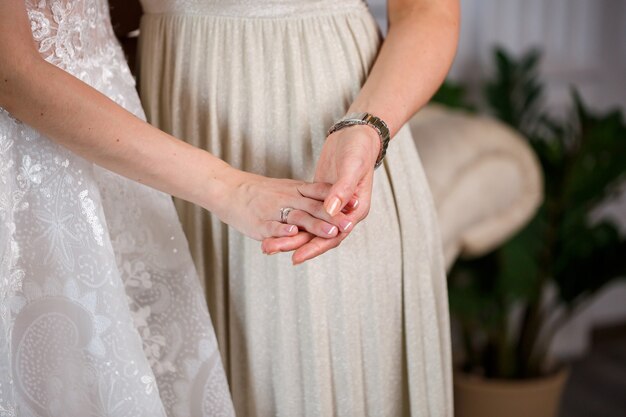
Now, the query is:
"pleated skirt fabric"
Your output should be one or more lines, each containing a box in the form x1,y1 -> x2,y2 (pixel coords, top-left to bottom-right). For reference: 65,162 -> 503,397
138,3 -> 453,416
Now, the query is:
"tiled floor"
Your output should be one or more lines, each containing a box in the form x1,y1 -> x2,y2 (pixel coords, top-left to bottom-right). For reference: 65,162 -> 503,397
559,326 -> 626,417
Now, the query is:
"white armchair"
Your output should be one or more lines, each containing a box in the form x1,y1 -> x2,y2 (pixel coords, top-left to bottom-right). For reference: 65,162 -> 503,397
410,104 -> 543,270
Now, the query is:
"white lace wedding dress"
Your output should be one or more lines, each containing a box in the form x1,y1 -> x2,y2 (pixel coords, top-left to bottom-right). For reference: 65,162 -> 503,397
0,1 -> 235,416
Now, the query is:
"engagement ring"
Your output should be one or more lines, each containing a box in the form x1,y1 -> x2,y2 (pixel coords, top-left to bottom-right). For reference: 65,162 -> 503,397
280,207 -> 293,224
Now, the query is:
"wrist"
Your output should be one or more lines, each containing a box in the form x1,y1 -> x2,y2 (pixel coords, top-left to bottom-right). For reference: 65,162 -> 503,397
336,124 -> 381,166
194,152 -> 242,217
357,123 -> 382,156
327,112 -> 390,169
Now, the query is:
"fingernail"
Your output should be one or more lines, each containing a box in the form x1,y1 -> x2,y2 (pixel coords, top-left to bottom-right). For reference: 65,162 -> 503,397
287,225 -> 296,233
348,198 -> 359,209
339,220 -> 353,232
323,224 -> 338,236
267,251 -> 279,255
325,197 -> 341,216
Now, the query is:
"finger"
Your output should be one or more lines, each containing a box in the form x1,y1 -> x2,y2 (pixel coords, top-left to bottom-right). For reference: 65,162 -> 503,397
297,185 -> 368,252
262,232 -> 314,254
290,198 -> 354,233
296,182 -> 333,200
292,177 -> 373,262
342,169 -> 374,221
260,221 -> 298,241
287,209 -> 339,238
342,196 -> 359,213
292,233 -> 348,265
324,156 -> 367,216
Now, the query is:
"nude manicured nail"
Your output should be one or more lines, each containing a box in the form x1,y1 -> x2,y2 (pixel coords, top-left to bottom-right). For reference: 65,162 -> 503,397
286,225 -> 296,233
267,251 -> 279,255
292,253 -> 308,265
325,197 -> 341,216
348,199 -> 359,209
323,225 -> 338,236
339,220 -> 353,232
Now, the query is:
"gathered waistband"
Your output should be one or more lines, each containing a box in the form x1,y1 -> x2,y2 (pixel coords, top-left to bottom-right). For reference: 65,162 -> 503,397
141,0 -> 369,19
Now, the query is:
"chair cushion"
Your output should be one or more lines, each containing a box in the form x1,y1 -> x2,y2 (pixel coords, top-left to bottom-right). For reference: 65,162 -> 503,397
409,105 -> 543,270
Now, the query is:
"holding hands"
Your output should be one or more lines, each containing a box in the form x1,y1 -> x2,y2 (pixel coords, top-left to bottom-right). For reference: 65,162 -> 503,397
259,122 -> 383,264
214,168 -> 358,243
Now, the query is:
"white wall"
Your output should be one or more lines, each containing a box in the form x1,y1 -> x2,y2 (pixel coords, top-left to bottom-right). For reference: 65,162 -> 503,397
366,0 -> 626,358
367,0 -> 626,113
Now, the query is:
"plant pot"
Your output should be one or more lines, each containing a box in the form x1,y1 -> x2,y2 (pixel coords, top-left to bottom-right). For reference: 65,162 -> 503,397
454,368 -> 569,417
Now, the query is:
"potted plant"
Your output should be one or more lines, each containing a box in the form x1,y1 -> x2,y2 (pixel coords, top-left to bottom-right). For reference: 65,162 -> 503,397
435,49 -> 626,417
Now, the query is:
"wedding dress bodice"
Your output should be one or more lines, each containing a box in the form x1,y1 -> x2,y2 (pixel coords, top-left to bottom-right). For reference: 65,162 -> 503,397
25,0 -> 134,95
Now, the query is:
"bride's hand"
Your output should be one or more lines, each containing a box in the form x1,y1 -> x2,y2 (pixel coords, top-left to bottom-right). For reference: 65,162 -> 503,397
213,167 -> 355,244
261,124 -> 380,262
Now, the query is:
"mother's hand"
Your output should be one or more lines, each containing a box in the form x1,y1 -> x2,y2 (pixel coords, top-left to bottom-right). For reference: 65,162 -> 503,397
214,168 -> 354,244
261,124 -> 381,263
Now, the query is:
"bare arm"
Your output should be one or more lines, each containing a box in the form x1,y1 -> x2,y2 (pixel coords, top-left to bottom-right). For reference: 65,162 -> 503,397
0,1 -> 348,243
349,0 -> 460,135
262,0 -> 460,262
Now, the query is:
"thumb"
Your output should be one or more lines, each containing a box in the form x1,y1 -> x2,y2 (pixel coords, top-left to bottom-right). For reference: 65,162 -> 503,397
323,156 -> 365,216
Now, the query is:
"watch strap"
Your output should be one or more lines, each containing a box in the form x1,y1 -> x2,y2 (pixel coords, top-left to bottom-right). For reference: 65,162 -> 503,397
327,112 -> 390,169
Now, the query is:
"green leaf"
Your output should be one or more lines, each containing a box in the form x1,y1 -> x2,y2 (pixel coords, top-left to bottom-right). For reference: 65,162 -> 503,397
563,92 -> 626,208
431,81 -> 473,110
495,212 -> 545,302
554,222 -> 626,303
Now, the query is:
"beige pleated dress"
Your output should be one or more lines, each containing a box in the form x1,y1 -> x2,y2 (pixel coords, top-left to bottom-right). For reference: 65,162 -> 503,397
137,0 -> 452,415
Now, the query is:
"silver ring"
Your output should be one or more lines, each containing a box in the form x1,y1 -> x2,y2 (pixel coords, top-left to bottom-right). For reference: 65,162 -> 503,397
280,207 -> 294,224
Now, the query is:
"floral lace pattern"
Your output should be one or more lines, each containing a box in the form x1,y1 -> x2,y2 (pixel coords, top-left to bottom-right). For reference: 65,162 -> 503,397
0,1 -> 234,416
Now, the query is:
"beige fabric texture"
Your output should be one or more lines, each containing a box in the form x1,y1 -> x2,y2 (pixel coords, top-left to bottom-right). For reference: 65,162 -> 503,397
137,1 -> 452,416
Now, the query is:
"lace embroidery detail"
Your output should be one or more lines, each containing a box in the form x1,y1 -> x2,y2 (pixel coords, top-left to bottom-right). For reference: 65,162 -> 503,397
17,155 -> 43,187
28,0 -> 98,66
79,189 -> 104,246
26,0 -> 136,91
0,115 -> 29,322
130,304 -> 176,375
0,113 -> 26,417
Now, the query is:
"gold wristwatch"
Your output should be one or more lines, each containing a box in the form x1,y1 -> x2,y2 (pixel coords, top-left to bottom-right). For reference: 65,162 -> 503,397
327,112 -> 390,169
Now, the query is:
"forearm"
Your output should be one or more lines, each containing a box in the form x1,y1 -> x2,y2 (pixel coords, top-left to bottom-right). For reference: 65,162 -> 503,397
1,56 -> 234,215
348,0 -> 459,136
